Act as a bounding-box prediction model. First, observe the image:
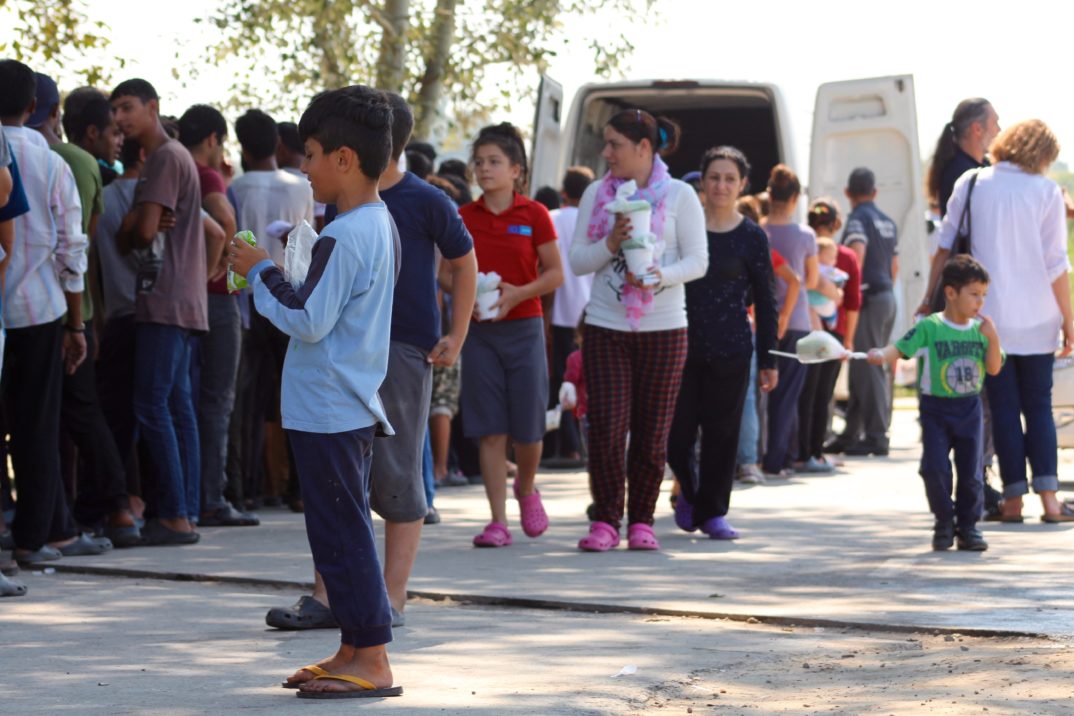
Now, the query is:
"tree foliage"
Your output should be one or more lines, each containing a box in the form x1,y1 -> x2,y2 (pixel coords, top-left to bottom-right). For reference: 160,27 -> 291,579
0,0 -> 124,86
200,0 -> 646,138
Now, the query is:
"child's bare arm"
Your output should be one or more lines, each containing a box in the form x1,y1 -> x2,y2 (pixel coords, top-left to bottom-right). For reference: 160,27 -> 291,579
979,315 -> 1003,376
866,345 -> 901,366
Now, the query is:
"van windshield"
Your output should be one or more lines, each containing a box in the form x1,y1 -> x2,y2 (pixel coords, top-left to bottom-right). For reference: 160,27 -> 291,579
569,86 -> 782,192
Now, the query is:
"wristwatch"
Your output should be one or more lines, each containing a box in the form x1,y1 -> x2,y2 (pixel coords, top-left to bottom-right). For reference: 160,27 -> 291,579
64,322 -> 86,333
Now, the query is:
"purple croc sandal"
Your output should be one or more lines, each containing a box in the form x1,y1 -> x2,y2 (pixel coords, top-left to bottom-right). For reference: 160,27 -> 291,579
699,516 -> 740,540
674,497 -> 696,533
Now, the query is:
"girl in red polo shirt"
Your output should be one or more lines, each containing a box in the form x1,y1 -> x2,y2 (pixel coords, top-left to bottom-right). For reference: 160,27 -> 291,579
459,123 -> 564,548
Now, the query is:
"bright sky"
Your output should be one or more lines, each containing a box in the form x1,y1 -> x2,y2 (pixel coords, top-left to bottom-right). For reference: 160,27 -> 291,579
13,0 -> 1074,168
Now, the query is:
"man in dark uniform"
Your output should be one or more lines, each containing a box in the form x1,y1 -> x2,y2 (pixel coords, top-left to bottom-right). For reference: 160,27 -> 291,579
829,168 -> 897,456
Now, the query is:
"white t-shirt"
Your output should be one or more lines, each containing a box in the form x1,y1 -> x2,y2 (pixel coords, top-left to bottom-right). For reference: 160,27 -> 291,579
231,169 -> 315,264
550,206 -> 592,328
939,162 -> 1071,355
569,179 -> 707,332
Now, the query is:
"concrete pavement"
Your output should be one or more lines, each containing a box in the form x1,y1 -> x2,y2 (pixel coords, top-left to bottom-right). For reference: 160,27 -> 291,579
39,409 -> 1074,637
3,573 -> 1074,715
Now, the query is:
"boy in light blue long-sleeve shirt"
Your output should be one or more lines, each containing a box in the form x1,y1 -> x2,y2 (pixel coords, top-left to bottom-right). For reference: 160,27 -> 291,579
229,85 -> 402,701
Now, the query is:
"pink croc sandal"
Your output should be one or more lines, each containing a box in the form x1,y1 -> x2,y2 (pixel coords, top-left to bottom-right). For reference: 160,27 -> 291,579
627,523 -> 660,551
578,522 -> 620,552
473,522 -> 513,548
513,481 -> 549,538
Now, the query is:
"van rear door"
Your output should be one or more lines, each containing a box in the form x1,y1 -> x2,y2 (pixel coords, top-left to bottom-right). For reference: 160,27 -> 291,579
809,75 -> 925,337
529,75 -> 564,197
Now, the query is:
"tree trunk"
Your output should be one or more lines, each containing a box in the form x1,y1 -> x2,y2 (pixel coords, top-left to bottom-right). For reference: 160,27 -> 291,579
374,0 -> 411,92
413,0 -> 456,141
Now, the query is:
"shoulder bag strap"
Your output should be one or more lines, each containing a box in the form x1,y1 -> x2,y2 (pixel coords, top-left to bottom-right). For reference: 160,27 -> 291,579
955,170 -> 979,255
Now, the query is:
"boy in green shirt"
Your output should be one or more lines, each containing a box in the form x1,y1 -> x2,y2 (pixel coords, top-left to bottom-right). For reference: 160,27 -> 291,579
868,255 -> 1003,551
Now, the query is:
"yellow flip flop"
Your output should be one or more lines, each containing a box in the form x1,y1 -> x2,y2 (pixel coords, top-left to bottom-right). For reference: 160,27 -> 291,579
280,664 -> 328,689
295,673 -> 403,699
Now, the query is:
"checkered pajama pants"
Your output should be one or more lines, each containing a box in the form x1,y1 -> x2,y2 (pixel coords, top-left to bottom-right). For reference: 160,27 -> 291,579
583,324 -> 688,529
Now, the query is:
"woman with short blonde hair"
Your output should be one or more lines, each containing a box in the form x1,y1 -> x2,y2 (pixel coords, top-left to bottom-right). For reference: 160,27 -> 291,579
989,119 -> 1059,173
919,118 -> 1074,522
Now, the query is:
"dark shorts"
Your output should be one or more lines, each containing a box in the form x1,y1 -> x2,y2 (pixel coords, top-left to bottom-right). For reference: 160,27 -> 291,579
369,341 -> 432,523
461,317 -> 548,443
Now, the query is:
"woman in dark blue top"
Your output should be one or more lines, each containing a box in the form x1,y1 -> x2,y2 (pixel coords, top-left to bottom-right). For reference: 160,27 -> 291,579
666,146 -> 779,540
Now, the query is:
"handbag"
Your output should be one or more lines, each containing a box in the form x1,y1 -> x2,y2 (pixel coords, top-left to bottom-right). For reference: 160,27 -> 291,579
929,170 -> 980,312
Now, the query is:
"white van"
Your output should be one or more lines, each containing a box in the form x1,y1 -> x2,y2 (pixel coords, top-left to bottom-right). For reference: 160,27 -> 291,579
529,75 -> 928,337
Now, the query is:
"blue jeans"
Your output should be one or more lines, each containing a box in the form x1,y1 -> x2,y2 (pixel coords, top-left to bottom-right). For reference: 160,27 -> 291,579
134,323 -> 200,520
984,353 -> 1059,498
736,347 -> 759,466
919,394 -> 983,526
422,428 -> 435,508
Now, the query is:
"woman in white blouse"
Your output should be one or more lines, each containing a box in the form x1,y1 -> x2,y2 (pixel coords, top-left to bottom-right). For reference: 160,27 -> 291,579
568,109 -> 708,552
920,119 -> 1074,522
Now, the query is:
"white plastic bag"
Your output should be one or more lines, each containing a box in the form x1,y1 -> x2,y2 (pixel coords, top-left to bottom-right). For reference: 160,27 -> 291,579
770,330 -> 868,364
285,220 -> 318,289
475,271 -> 503,321
559,381 -> 577,410
545,406 -> 562,433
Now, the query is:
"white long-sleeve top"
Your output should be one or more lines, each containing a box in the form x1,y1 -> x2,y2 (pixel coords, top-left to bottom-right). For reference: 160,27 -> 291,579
939,161 -> 1071,355
2,126 -> 87,330
569,178 -> 707,332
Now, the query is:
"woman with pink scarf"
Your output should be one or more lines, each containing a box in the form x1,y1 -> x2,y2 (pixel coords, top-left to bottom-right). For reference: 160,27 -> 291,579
568,109 -> 708,552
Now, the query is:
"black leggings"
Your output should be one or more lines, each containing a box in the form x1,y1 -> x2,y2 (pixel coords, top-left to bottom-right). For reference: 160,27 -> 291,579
797,332 -> 844,460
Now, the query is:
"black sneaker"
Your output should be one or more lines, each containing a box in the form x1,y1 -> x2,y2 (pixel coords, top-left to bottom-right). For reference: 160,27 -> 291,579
822,437 -> 852,455
200,504 -> 260,527
956,527 -> 988,551
932,520 -> 955,551
843,441 -> 889,457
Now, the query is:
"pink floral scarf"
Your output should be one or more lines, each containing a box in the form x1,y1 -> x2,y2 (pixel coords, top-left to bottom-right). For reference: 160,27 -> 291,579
586,156 -> 672,330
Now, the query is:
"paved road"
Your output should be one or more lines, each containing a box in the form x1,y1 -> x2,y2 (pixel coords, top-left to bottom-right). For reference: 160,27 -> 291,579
3,574 -> 1073,715
41,409 -> 1074,637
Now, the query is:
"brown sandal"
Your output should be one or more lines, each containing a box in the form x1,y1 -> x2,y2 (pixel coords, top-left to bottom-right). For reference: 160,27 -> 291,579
983,513 -> 1024,524
1042,504 -> 1074,523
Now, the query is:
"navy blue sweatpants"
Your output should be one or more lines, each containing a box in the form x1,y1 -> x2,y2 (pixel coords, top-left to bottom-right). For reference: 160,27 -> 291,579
918,394 -> 983,527
287,426 -> 393,648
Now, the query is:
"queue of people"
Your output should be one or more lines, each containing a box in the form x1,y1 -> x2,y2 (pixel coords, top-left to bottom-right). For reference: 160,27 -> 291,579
2,58 -> 1073,639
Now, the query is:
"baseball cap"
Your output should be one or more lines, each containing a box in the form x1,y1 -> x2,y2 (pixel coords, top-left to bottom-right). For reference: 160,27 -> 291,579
27,72 -> 60,128
847,167 -> 876,196
681,170 -> 701,185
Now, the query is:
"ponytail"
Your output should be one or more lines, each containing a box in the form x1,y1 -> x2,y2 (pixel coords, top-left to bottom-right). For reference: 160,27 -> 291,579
926,98 -> 992,202
607,109 -> 681,157
766,163 -> 800,203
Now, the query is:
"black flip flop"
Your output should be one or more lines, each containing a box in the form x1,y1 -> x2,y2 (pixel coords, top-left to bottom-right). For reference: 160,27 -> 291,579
140,521 -> 200,546
983,513 -> 1024,523
105,524 -> 142,548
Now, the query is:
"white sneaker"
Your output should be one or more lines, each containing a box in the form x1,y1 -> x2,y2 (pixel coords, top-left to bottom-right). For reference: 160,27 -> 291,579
736,464 -> 766,485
